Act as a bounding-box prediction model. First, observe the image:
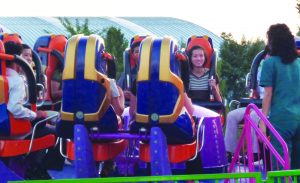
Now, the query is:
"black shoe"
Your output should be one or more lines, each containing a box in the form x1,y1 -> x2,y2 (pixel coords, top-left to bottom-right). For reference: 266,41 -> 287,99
226,152 -> 233,163
25,165 -> 52,180
37,168 -> 52,180
100,160 -> 116,177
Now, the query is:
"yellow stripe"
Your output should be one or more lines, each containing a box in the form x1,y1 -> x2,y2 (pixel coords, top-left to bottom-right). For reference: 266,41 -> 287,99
84,35 -> 111,122
137,37 -> 152,81
159,37 -> 184,123
62,35 -> 82,80
0,77 -> 5,104
159,37 -> 171,82
135,114 -> 149,123
61,111 -> 74,121
60,35 -> 81,121
84,35 -> 104,81
135,37 -> 153,123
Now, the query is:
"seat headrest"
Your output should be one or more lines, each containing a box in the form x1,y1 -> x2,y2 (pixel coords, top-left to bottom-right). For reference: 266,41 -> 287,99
48,35 -> 67,54
34,35 -> 67,64
136,36 -> 184,124
130,35 -> 148,49
61,34 -> 111,122
128,35 -> 148,69
186,35 -> 214,69
0,33 -> 23,44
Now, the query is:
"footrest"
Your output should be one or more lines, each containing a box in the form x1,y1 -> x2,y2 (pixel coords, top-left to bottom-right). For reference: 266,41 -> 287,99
139,140 -> 196,163
66,139 -> 128,161
0,134 -> 56,157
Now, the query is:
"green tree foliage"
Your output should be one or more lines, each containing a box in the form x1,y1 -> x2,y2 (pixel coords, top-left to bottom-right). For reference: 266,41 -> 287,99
58,18 -> 100,38
219,32 -> 265,101
297,0 -> 300,36
103,27 -> 128,78
178,37 -> 187,50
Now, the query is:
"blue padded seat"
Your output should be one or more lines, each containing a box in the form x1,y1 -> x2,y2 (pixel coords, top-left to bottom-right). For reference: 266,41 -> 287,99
130,36 -> 194,144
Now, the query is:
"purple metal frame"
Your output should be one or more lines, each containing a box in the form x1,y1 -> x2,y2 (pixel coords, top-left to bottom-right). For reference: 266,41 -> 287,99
228,104 -> 290,174
89,133 -> 149,141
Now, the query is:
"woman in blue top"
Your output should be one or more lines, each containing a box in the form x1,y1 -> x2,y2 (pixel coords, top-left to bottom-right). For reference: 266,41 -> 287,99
260,23 -> 300,170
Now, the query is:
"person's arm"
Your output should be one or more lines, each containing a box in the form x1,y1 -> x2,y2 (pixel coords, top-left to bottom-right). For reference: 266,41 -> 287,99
129,93 -> 137,119
111,86 -> 125,116
212,84 -> 222,102
183,92 -> 194,115
50,80 -> 62,100
209,78 -> 222,102
110,79 -> 125,116
7,76 -> 37,121
259,86 -> 272,135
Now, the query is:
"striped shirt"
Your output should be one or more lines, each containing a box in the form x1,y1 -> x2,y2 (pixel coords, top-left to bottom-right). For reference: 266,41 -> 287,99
189,71 -> 209,91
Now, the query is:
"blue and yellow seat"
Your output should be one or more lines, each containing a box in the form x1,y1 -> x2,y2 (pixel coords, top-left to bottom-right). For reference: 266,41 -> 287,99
129,36 -> 196,163
57,34 -> 127,161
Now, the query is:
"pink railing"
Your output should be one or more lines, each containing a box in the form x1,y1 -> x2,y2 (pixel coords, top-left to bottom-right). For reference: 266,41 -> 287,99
227,104 -> 290,182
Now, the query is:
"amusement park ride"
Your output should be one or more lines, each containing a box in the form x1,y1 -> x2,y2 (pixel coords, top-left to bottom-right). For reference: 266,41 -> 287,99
0,33 -> 299,182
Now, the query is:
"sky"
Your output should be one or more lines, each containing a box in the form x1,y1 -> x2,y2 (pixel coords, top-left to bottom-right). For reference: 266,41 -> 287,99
2,0 -> 299,41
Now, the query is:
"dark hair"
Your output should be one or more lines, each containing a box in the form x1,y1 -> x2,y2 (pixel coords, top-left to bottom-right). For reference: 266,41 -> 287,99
21,43 -> 31,50
267,24 -> 297,64
130,42 -> 140,54
4,41 -> 22,55
4,41 -> 22,66
187,46 -> 207,70
264,45 -> 270,54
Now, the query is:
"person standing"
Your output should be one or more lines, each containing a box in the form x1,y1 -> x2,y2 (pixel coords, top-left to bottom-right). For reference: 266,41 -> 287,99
260,23 -> 300,170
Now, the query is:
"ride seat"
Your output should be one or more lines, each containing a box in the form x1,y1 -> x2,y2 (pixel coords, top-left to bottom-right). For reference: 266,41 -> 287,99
130,36 -> 196,163
0,33 -> 23,44
34,35 -> 67,105
238,49 -> 269,108
185,36 -> 219,106
57,35 -> 126,161
0,40 -> 55,157
118,35 -> 147,90
185,35 -> 225,125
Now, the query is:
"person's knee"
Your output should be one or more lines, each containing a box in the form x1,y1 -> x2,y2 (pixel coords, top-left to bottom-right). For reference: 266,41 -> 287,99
227,111 -> 234,120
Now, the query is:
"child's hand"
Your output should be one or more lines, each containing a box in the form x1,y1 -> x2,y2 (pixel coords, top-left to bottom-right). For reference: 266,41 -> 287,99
36,110 -> 47,119
124,90 -> 133,100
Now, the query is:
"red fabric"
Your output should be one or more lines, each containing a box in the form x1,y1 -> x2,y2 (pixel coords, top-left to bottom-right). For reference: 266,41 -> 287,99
66,140 -> 128,161
0,40 -> 4,53
102,52 -> 113,61
131,36 -> 146,46
2,34 -> 23,44
45,35 -> 67,101
9,113 -> 32,136
129,52 -> 137,69
0,134 -> 55,157
139,141 -> 196,163
176,52 -> 188,62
